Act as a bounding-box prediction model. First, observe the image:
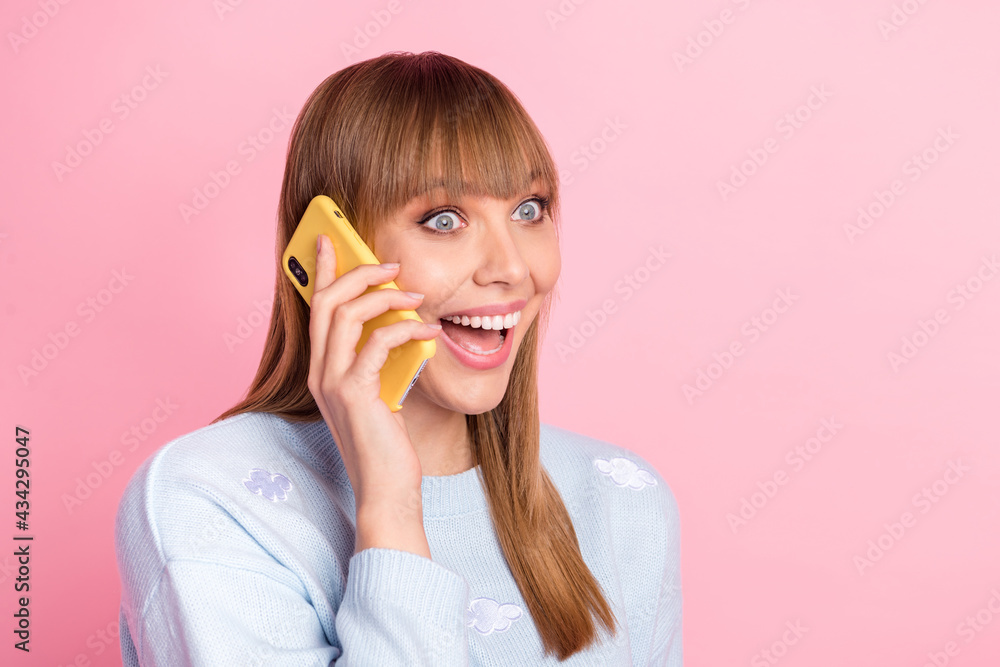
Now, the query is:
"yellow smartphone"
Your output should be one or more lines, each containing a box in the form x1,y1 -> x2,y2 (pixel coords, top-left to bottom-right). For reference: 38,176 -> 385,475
282,195 -> 436,412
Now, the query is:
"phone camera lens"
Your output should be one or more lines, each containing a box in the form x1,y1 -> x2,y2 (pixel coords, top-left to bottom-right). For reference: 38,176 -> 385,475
288,257 -> 308,287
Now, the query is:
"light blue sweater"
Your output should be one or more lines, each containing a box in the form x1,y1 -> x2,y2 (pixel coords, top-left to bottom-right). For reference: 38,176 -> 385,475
114,411 -> 682,665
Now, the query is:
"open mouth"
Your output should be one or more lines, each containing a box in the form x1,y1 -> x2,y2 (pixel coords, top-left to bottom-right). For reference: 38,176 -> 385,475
438,318 -> 509,355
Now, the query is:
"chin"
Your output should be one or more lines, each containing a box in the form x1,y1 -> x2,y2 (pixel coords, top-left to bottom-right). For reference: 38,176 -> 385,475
405,359 -> 509,414
433,373 -> 511,415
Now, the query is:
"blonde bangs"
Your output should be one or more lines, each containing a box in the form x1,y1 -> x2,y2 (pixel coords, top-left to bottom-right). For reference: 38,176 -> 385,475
346,53 -> 560,240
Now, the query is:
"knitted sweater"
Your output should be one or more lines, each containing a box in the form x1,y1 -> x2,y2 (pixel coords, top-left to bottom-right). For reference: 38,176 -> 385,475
114,411 -> 682,665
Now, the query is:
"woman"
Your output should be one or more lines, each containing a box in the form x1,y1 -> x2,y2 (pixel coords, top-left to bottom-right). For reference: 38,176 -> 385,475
115,51 -> 682,665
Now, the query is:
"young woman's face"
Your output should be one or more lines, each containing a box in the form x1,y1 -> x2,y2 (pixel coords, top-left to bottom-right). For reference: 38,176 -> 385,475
371,177 -> 561,415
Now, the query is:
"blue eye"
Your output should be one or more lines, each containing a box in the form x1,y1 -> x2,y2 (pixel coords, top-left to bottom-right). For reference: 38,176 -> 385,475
419,210 -> 464,234
514,201 -> 540,221
416,195 -> 550,236
514,196 -> 550,222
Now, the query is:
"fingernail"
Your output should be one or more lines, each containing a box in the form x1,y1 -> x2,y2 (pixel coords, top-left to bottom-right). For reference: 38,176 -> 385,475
316,235 -> 323,255
404,291 -> 424,299
426,322 -> 442,329
379,262 -> 400,269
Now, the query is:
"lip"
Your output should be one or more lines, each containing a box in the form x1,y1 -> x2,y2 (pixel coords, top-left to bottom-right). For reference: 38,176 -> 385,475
438,316 -> 517,370
438,298 -> 528,320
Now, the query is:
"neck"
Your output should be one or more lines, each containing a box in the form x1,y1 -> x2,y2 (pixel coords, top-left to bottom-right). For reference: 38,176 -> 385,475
398,392 -> 475,477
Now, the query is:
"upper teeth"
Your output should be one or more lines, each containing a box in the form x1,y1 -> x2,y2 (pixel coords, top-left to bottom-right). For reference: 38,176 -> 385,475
444,311 -> 521,330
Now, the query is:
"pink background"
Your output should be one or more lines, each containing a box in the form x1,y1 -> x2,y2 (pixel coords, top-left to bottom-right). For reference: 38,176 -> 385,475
3,1 -> 999,665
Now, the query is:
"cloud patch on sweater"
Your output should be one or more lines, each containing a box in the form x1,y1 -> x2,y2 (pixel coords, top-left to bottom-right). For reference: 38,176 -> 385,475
243,468 -> 293,501
466,597 -> 523,635
594,457 -> 657,490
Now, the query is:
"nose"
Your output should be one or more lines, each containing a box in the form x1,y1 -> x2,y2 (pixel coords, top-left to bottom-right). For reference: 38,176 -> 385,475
473,214 -> 530,287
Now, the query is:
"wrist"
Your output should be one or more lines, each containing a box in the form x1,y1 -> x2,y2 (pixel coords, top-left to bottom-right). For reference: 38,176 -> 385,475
356,492 -> 431,558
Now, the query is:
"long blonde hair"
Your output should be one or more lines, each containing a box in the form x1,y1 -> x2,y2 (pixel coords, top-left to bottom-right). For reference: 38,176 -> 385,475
213,51 -> 618,660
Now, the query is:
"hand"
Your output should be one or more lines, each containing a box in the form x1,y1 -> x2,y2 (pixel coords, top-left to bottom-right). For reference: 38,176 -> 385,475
306,234 -> 442,556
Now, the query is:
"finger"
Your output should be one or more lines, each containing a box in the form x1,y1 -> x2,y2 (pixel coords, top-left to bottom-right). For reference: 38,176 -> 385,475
310,259 -> 399,357
308,235 -> 338,394
308,251 -> 398,397
351,318 -> 442,387
325,287 -> 428,382
314,234 -> 337,295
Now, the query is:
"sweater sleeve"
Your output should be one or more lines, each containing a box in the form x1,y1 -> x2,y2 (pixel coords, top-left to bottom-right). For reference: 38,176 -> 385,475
126,557 -> 340,666
122,549 -> 470,666
336,548 -> 472,665
115,452 -> 471,666
646,479 -> 682,666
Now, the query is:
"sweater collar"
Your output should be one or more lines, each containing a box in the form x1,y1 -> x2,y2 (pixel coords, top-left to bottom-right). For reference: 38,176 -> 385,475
284,416 -> 489,518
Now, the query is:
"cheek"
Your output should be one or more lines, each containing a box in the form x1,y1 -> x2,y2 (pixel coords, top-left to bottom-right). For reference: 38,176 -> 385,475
429,262 -> 466,296
530,243 -> 561,293
404,257 -> 465,298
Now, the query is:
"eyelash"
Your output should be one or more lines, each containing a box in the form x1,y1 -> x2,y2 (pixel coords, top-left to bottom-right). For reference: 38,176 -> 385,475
417,195 -> 551,236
